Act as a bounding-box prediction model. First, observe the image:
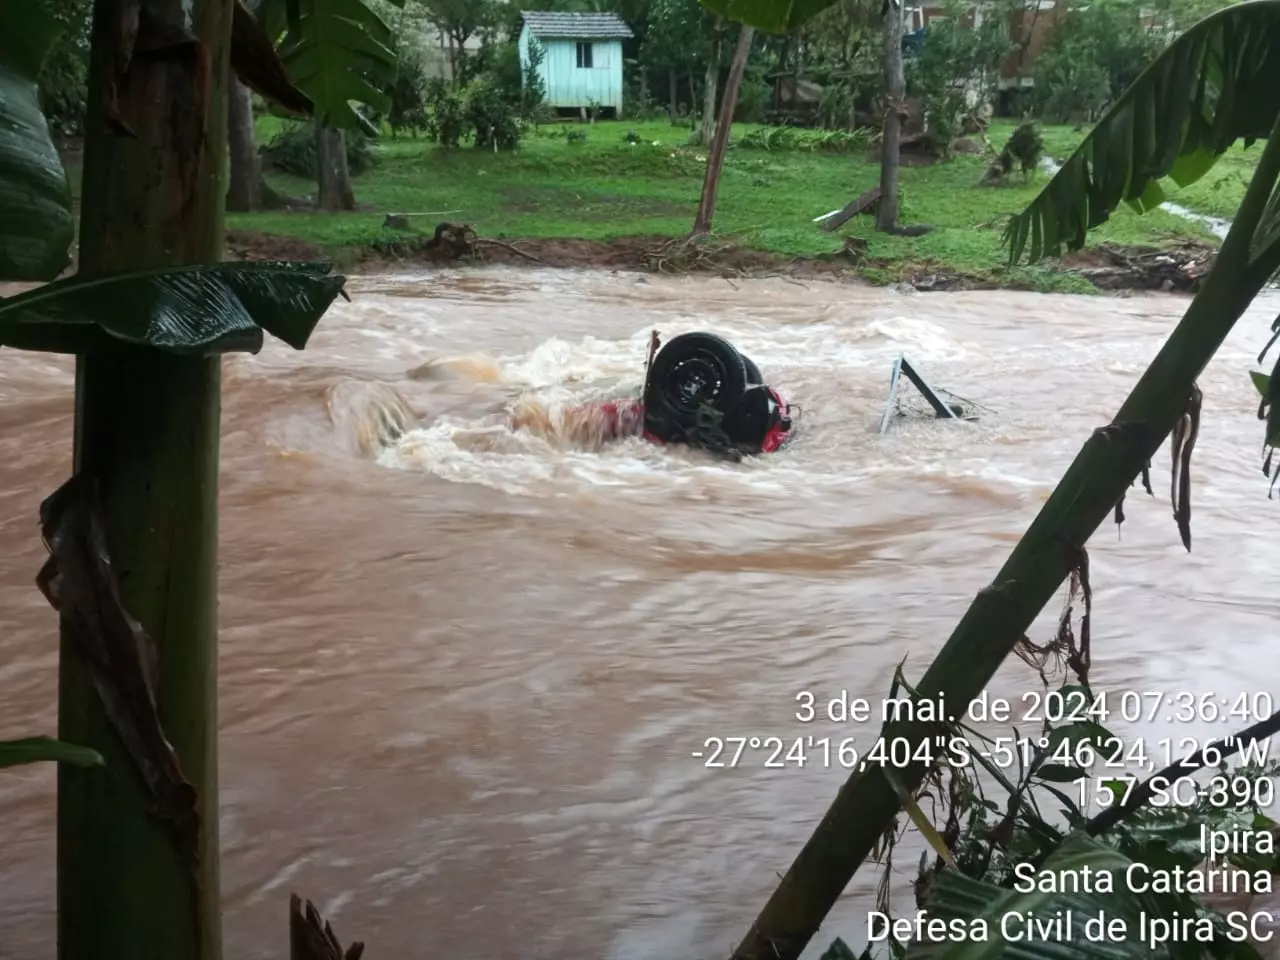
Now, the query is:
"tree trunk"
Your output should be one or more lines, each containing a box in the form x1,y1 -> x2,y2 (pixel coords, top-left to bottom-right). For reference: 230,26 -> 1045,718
668,68 -> 679,123
226,77 -> 262,212
697,21 -> 722,147
877,0 -> 905,232
692,27 -> 754,236
726,109 -> 1280,960
60,0 -> 231,958
316,124 -> 356,212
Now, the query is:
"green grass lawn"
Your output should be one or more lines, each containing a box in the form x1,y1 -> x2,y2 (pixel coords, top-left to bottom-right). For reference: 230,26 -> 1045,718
227,116 -> 1251,290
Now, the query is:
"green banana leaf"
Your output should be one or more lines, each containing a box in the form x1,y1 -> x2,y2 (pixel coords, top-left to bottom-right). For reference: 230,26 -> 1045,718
696,0 -> 846,34
0,736 -> 103,770
1005,0 -> 1280,265
260,0 -> 406,133
0,261 -> 348,355
907,832 -> 1262,959
0,1 -> 74,281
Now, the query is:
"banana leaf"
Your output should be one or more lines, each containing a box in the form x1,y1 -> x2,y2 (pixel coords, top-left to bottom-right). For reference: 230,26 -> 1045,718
0,261 -> 348,355
908,832 -> 1262,959
1005,0 -> 1280,264
0,1 -> 74,281
260,0 -> 406,133
0,736 -> 103,770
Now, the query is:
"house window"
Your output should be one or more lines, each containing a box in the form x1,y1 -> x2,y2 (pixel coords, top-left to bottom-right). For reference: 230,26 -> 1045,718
576,41 -> 594,68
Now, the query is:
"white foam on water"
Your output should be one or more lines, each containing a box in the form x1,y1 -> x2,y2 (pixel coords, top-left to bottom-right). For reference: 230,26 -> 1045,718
367,310 -> 982,499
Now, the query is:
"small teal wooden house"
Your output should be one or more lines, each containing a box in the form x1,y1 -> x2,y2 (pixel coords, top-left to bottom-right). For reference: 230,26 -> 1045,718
519,11 -> 633,118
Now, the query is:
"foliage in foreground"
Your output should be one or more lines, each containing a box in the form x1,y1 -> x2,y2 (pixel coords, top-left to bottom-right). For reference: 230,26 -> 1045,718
699,0 -> 1280,956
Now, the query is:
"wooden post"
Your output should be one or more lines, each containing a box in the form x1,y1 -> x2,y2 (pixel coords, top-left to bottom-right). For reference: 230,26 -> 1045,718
691,26 -> 755,236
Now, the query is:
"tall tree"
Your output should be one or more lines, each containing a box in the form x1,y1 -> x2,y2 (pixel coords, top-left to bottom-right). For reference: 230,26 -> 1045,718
697,15 -> 725,144
421,0 -> 496,84
691,25 -> 754,233
876,0 -> 904,230
226,76 -> 286,211
644,0 -> 718,122
225,0 -> 296,212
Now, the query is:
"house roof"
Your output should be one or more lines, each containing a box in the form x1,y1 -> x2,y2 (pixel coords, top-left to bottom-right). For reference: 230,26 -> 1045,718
520,11 -> 634,39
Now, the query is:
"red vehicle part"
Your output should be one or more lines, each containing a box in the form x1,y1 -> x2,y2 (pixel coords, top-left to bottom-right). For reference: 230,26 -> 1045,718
590,387 -> 793,454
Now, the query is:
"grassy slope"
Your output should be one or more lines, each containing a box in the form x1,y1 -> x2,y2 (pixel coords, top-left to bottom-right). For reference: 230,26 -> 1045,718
229,117 -> 1251,290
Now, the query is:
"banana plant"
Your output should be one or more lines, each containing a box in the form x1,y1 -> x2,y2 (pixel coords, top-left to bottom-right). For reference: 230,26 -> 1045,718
254,0 -> 406,134
723,4 -> 1280,959
907,832 -> 1260,959
247,0 -> 405,208
0,2 -> 358,958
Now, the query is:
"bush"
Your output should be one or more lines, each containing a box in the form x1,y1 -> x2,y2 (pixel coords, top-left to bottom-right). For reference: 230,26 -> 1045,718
736,71 -> 771,124
37,0 -> 91,141
818,81 -> 855,130
906,3 -> 1011,157
466,78 -> 523,151
1032,0 -> 1163,121
260,123 -> 375,177
421,37 -> 536,151
424,78 -> 467,148
384,51 -> 431,138
980,121 -> 1044,185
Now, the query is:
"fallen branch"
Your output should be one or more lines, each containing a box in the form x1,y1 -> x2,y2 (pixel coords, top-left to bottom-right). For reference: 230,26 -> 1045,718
642,234 -> 744,276
474,237 -> 544,264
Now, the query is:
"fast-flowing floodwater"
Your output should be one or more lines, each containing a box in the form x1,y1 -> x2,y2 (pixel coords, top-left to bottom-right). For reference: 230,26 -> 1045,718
1,269 -> 1279,959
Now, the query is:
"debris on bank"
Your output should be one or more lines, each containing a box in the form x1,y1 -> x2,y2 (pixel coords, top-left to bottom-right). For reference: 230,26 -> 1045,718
223,226 -> 1217,294
1059,241 -> 1215,293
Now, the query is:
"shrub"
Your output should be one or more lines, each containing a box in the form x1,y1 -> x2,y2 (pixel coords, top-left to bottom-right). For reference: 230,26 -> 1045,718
736,71 -> 771,124
980,121 -> 1044,186
424,78 -> 467,148
906,3 -> 1011,157
384,51 -> 431,138
36,0 -> 91,141
1031,0 -> 1163,121
818,81 -> 855,130
260,123 -> 375,177
465,78 -> 523,151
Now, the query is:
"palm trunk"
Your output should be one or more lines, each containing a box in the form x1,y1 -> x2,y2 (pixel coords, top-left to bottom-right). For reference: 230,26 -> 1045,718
668,68 -> 679,122
691,27 -> 754,236
877,0 -> 905,231
697,20 -> 722,147
729,116 -> 1280,960
60,0 -> 231,958
316,124 -> 356,212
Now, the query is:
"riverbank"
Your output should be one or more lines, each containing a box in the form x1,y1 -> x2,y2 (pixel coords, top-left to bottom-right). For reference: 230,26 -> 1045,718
225,225 -> 1218,294
220,118 -> 1246,294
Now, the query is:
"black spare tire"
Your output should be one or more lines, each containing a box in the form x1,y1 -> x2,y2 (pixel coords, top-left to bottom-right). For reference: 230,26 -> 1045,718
741,353 -> 763,384
644,332 -> 748,436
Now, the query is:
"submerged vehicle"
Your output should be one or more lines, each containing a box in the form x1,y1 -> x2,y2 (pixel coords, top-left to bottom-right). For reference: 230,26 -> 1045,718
589,331 -> 796,459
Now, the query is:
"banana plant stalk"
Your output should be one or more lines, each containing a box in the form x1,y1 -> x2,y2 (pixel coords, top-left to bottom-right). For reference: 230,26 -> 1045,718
730,113 -> 1280,960
57,1 -> 232,957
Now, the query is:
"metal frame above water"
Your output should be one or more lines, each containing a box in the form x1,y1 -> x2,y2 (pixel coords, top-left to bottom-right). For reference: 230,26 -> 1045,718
878,354 -> 976,434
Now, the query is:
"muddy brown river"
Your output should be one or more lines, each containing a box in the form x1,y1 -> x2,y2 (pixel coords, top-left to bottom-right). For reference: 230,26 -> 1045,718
2,269 -> 1279,959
